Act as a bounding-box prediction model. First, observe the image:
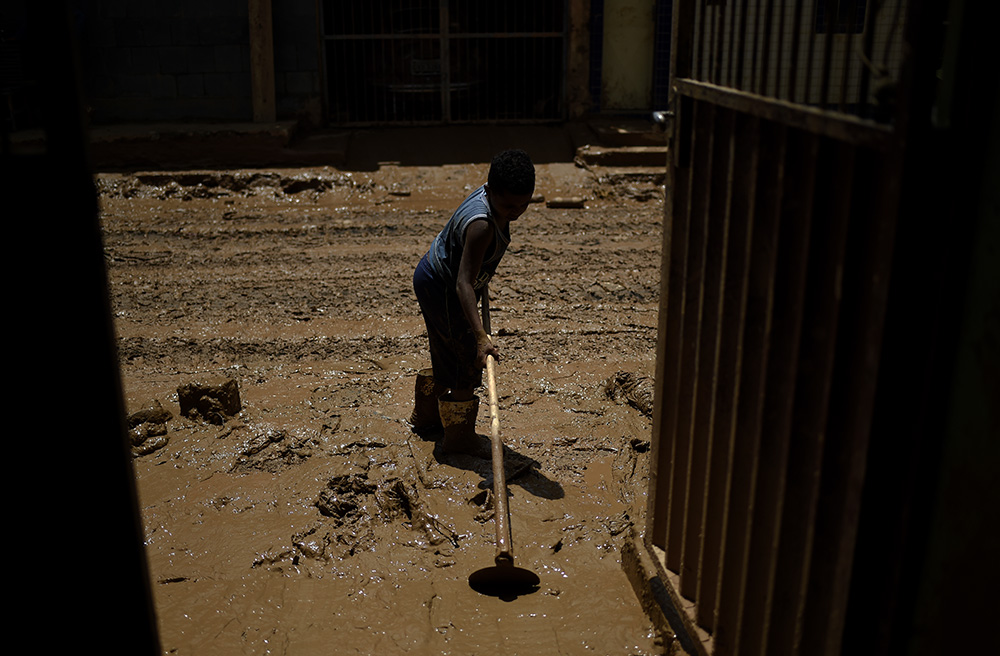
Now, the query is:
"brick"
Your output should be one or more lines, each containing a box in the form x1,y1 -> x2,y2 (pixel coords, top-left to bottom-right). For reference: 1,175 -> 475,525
177,73 -> 205,97
158,46 -> 190,74
143,19 -> 172,47
169,17 -> 199,46
201,18 -> 248,46
88,17 -> 117,47
149,74 -> 178,98
212,44 -> 244,73
296,43 -> 319,70
129,47 -> 159,75
117,74 -> 151,97
99,0 -> 128,19
113,17 -> 146,47
275,44 -> 297,71
285,71 -> 318,96
202,72 -> 250,98
88,74 -> 117,97
184,45 -> 215,74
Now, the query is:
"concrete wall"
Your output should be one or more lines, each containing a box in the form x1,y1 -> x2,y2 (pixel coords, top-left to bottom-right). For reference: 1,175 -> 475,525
66,0 -> 654,125
78,0 -> 320,124
601,0 -> 656,110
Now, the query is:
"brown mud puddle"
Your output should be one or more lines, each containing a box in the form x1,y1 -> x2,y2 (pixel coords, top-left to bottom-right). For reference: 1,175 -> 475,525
102,161 -> 667,654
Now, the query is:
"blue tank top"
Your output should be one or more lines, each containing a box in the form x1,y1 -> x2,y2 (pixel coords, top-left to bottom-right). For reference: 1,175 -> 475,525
425,185 -> 511,292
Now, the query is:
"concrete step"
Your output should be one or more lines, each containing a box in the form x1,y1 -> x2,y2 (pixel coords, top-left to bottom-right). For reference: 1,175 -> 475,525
575,144 -> 668,168
588,117 -> 667,147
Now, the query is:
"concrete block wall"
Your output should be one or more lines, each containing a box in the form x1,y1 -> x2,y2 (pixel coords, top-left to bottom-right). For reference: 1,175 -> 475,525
272,0 -> 321,125
78,0 -> 321,124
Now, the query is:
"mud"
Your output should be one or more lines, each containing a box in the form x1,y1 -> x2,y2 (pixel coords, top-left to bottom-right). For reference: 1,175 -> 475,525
101,159 -> 667,654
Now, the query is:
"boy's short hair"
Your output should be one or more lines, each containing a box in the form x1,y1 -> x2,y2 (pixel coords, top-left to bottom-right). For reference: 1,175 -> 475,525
488,149 -> 535,196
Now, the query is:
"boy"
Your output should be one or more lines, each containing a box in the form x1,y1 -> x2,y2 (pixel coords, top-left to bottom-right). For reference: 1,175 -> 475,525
410,149 -> 535,455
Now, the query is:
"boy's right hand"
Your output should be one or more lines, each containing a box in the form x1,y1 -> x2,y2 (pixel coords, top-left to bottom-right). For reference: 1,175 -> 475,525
476,333 -> 499,368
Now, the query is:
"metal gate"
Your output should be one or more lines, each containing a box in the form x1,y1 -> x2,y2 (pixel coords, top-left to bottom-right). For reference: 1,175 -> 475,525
648,2 -> 913,655
320,1 -> 567,125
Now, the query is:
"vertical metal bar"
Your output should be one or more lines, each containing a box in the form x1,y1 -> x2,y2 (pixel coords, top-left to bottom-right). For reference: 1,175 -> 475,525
379,4 -> 388,121
766,138 -> 856,656
692,0 -> 705,80
757,0 -> 776,96
803,0 -> 819,106
651,91 -> 695,553
724,0 -> 739,88
773,0 -> 788,99
670,99 -> 715,580
738,128 -> 819,656
363,2 -> 372,121
819,0 -> 837,109
747,0 -> 765,94
800,146 -> 900,656
654,0 -> 696,553
699,110 -> 761,635
673,0 -> 696,81
839,0 -> 857,112
706,3 -> 718,85
440,0 -> 450,121
734,0 -> 753,92
687,105 -> 736,619
786,0 -> 806,103
858,0 -> 876,119
650,94 -> 695,552
714,120 -> 786,656
317,0 -> 329,124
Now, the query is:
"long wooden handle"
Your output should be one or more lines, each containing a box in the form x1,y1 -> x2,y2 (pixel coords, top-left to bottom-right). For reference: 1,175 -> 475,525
486,354 -> 513,565
481,285 -> 514,565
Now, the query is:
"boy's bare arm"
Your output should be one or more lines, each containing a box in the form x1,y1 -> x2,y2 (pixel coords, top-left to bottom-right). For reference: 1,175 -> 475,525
456,219 -> 500,367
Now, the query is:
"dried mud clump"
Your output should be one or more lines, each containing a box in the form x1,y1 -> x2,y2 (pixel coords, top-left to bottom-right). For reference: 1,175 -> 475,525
178,375 -> 242,424
128,399 -> 172,456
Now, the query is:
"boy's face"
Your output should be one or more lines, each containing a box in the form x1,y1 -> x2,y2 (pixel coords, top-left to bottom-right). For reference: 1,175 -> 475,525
486,186 -> 534,224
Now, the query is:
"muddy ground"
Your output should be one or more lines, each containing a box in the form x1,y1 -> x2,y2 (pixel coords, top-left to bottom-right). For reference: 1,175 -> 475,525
100,157 -> 668,655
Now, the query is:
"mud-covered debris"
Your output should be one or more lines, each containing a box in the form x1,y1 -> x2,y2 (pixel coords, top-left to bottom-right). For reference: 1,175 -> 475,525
293,527 -> 328,559
128,399 -> 173,427
244,427 -> 286,455
282,174 -> 333,194
603,371 -> 655,417
132,432 -> 169,457
130,421 -> 167,445
129,399 -> 171,456
232,427 -> 317,473
630,437 -> 650,453
178,375 -> 241,424
317,472 -> 376,521
603,511 -> 633,537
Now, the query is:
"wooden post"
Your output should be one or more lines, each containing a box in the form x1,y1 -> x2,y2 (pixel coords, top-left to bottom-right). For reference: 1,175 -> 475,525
249,0 -> 276,122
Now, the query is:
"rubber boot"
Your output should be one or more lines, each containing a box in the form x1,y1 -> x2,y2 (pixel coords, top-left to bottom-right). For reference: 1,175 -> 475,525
408,368 -> 442,433
438,395 -> 482,455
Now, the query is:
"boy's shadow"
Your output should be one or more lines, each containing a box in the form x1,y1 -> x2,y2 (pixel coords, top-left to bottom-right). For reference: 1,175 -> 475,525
416,429 -> 565,500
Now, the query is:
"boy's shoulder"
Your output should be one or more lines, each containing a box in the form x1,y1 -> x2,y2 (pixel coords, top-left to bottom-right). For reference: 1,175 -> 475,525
454,185 -> 490,218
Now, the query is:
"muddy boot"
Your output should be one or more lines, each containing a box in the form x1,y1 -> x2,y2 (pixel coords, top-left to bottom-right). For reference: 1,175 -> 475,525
438,395 -> 487,456
408,368 -> 442,434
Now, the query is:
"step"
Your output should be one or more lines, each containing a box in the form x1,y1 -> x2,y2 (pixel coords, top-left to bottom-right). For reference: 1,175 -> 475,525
575,144 -> 669,168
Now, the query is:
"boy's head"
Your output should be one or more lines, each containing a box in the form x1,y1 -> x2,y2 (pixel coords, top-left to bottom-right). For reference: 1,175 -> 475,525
487,149 -> 535,196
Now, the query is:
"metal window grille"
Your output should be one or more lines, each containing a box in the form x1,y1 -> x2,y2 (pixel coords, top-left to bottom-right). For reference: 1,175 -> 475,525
685,0 -> 906,120
321,1 -> 567,125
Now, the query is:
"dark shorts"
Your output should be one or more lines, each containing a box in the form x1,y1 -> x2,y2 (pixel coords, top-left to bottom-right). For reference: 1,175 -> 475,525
413,254 -> 483,391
